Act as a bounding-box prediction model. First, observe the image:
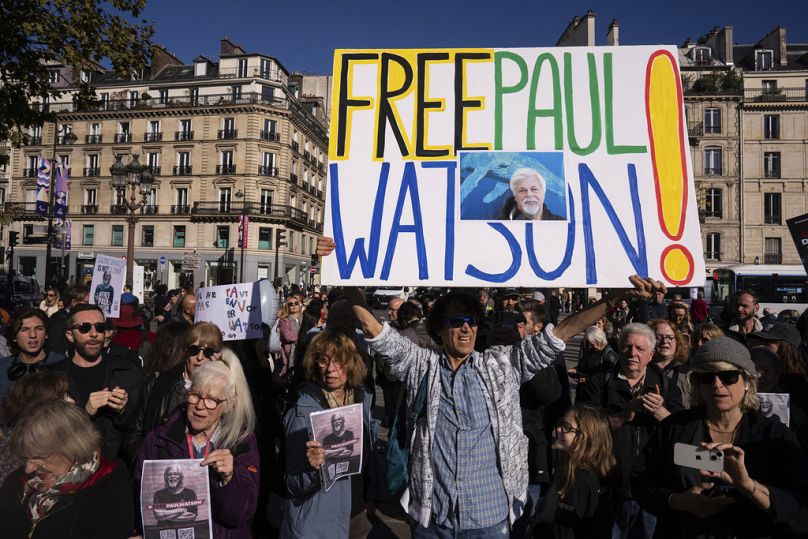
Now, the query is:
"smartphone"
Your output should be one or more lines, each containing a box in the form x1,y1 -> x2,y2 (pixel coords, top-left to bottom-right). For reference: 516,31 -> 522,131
641,386 -> 659,395
673,442 -> 724,473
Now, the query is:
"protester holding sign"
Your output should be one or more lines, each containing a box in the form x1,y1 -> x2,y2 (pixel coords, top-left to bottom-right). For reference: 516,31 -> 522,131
133,352 -> 259,539
281,327 -> 377,539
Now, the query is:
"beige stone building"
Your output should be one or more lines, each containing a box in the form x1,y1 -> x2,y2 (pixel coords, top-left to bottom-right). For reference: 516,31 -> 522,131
4,38 -> 327,289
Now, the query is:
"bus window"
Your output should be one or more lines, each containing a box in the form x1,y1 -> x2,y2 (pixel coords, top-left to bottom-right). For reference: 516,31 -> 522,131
712,270 -> 733,305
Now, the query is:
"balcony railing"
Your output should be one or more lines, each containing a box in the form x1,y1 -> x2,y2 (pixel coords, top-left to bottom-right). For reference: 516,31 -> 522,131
114,133 -> 132,143
83,167 -> 100,177
173,165 -> 192,176
290,173 -> 298,185
39,92 -> 291,114
81,205 -> 98,215
28,136 -> 42,145
140,205 -> 159,215
171,204 -> 191,214
260,130 -> 280,141
304,150 -> 310,161
216,164 -> 236,174
292,141 -> 299,152
217,129 -> 238,139
147,166 -> 161,175
4,202 -> 42,218
192,202 -> 311,226
764,253 -> 783,264
111,204 -> 128,215
258,166 -> 278,176
85,134 -> 102,144
764,169 -> 780,179
687,121 -> 703,138
143,132 -> 163,142
22,168 -> 37,178
764,215 -> 782,225
216,66 -> 286,82
704,167 -> 722,176
175,131 -> 194,141
745,88 -> 808,103
56,135 -> 74,144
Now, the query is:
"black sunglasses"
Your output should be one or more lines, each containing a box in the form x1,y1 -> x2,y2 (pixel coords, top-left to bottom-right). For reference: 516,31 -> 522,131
694,370 -> 742,386
444,315 -> 479,329
187,345 -> 219,359
7,360 -> 47,382
555,420 -> 579,434
69,322 -> 106,334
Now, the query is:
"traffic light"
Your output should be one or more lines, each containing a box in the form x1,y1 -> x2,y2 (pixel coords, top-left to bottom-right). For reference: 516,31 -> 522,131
276,229 -> 287,248
310,253 -> 318,266
8,231 -> 18,248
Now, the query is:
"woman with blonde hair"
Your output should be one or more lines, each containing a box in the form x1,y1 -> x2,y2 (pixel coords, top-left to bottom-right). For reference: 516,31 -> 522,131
281,327 -> 377,538
133,350 -> 258,539
0,400 -> 134,538
632,337 -> 808,538
691,322 -> 724,354
276,293 -> 303,380
532,402 -> 617,537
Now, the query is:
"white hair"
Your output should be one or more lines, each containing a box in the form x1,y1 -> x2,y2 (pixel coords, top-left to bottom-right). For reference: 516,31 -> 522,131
509,167 -> 547,194
618,323 -> 657,350
584,325 -> 609,348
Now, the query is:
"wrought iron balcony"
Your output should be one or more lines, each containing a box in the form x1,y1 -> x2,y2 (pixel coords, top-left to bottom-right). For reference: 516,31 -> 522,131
110,204 -> 128,215
216,164 -> 236,174
174,131 -> 194,141
292,141 -> 299,152
147,166 -> 161,175
704,167 -> 722,176
173,165 -> 192,176
171,204 -> 191,214
22,168 -> 37,178
4,202 -> 43,220
745,88 -> 808,103
260,130 -> 280,142
114,133 -> 132,143
290,173 -> 298,185
217,129 -> 238,139
140,205 -> 159,215
191,202 -> 310,227
258,166 -> 278,176
28,136 -> 42,145
85,134 -> 102,144
81,205 -> 98,215
143,132 -> 163,142
83,167 -> 100,177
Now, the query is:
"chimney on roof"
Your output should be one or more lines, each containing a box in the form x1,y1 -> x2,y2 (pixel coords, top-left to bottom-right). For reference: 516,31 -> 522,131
220,37 -> 245,56
556,10 -> 596,47
607,19 -> 619,46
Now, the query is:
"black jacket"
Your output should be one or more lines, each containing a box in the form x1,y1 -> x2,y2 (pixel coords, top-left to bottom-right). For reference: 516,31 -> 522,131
631,408 -> 808,538
499,196 -> 564,221
0,457 -> 134,539
49,355 -> 144,460
122,363 -> 186,466
533,468 -> 613,539
46,308 -> 71,357
521,366 -> 562,484
576,365 -> 683,498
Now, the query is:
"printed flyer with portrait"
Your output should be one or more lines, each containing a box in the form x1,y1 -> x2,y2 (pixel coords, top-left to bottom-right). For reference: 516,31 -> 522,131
758,392 -> 790,427
140,459 -> 213,539
310,403 -> 364,491
89,254 -> 125,318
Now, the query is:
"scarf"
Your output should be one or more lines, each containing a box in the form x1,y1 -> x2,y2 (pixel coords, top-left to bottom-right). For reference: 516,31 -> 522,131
23,451 -> 100,523
322,386 -> 355,409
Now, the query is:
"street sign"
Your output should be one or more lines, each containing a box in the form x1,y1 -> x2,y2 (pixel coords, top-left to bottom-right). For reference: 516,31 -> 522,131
159,256 -> 167,265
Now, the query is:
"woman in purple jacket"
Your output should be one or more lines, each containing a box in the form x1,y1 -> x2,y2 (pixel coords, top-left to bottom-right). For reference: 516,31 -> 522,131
133,349 -> 259,539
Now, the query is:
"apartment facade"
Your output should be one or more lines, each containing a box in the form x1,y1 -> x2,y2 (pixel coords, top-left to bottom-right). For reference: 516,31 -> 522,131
4,39 -> 327,289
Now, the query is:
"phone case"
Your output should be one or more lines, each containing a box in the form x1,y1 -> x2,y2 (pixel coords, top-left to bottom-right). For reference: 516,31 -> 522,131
673,442 -> 724,473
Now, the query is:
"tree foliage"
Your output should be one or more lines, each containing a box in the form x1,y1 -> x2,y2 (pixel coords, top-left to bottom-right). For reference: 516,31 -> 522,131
0,0 -> 154,154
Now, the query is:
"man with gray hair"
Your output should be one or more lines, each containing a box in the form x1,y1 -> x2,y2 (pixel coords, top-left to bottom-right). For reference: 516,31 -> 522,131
577,322 -> 683,539
152,465 -> 198,525
500,167 -> 563,221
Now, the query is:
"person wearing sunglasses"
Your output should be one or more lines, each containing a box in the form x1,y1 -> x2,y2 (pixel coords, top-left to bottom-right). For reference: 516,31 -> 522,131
50,304 -> 143,459
0,308 -> 65,403
38,286 -> 61,317
275,294 -> 303,381
318,227 -> 666,539
133,352 -> 258,539
122,322 -> 221,466
632,336 -> 808,538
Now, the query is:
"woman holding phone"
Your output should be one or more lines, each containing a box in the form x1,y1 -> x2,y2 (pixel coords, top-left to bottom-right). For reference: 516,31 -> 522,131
631,336 -> 808,538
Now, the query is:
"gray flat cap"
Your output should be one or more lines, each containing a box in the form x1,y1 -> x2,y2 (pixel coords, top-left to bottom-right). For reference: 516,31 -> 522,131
691,336 -> 757,374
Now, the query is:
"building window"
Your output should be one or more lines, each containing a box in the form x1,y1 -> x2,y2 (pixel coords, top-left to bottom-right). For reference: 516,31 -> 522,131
704,108 -> 721,134
764,115 -> 780,139
704,147 -> 722,176
238,58 -> 248,78
762,79 -> 777,95
111,225 -> 124,247
765,237 -> 782,264
84,188 -> 97,206
258,227 -> 272,250
173,226 -> 186,248
146,152 -> 160,174
48,70 -> 59,84
219,187 -> 232,212
141,225 -> 154,247
159,89 -> 168,104
764,193 -> 782,225
0,187 -> 5,205
82,225 -> 94,246
260,58 -> 271,79
129,91 -> 139,108
216,226 -> 229,248
705,188 -> 722,218
764,152 -> 781,178
100,93 -> 109,110
706,233 -> 721,261
693,47 -> 711,63
189,87 -> 199,105
755,50 -> 774,71
260,189 -> 273,213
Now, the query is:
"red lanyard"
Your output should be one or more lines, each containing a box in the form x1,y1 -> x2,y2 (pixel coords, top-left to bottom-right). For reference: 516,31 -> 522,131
187,433 -> 211,459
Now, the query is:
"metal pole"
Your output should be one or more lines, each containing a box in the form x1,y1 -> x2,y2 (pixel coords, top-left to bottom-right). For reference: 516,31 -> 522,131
44,120 -> 58,286
239,210 -> 245,283
126,191 -> 136,288
273,234 -> 280,281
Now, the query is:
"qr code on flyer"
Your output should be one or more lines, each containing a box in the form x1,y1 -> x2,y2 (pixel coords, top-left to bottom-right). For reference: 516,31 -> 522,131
158,531 -> 175,539
178,529 -> 195,539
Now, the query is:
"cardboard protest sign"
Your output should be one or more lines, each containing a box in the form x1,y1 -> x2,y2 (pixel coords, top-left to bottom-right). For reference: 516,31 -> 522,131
758,392 -> 790,427
310,403 -> 363,491
89,254 -> 125,317
787,213 -> 808,276
140,459 -> 213,539
322,46 -> 704,287
194,283 -> 263,341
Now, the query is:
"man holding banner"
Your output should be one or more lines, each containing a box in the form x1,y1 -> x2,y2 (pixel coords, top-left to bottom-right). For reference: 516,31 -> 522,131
316,236 -> 665,537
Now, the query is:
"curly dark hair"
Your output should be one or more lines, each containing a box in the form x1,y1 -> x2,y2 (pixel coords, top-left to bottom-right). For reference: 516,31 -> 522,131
425,292 -> 484,344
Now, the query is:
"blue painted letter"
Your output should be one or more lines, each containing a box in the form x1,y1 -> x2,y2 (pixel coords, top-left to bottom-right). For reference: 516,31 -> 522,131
422,161 -> 457,280
465,223 -> 521,282
380,162 -> 429,280
525,185 -> 576,280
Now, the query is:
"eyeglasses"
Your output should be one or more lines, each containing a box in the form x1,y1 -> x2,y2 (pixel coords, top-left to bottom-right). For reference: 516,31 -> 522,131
656,334 -> 675,342
315,355 -> 345,369
46,293 -> 57,298
69,322 -> 106,334
287,302 -> 300,307
693,370 -> 742,386
187,345 -> 219,359
444,315 -> 479,329
555,421 -> 579,434
186,390 -> 229,410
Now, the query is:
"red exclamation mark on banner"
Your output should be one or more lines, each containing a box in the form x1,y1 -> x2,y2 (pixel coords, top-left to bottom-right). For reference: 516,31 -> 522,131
645,50 -> 694,285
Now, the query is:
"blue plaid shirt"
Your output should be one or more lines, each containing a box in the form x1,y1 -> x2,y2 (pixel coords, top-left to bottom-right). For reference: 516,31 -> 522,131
432,355 -> 509,529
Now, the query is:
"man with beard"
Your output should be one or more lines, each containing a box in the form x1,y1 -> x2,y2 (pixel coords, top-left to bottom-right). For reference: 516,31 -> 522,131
322,412 -> 356,459
50,303 -> 143,458
499,168 -> 562,221
152,465 -> 198,525
726,289 -> 763,345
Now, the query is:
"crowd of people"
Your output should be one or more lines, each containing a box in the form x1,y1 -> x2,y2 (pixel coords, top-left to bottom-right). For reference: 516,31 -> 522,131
0,241 -> 808,538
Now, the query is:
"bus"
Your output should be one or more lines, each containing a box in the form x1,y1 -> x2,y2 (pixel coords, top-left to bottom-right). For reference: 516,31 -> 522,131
711,264 -> 808,316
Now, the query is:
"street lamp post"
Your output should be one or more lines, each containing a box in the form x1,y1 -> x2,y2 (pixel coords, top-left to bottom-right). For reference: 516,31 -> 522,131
44,122 -> 77,286
109,154 -> 154,288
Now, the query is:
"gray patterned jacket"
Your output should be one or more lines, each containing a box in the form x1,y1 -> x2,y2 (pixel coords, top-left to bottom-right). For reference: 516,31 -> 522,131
366,323 -> 565,527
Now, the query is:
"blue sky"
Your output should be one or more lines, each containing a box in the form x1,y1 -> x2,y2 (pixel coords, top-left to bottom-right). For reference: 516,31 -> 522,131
142,0 -> 808,74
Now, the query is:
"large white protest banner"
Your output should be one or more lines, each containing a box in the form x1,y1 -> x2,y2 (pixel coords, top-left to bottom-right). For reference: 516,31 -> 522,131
195,283 -> 263,341
322,46 -> 704,287
89,254 -> 125,317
